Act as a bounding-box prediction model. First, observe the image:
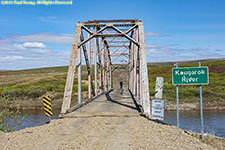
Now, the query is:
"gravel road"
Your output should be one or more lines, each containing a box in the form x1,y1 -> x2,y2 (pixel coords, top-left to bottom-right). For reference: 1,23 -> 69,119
0,89 -> 216,150
0,117 -> 215,150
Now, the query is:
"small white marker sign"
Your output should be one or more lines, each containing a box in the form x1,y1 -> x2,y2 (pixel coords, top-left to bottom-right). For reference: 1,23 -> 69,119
152,99 -> 165,120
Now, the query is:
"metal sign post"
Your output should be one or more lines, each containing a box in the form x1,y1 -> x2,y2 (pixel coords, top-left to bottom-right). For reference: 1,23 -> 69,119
176,63 -> 179,128
172,62 -> 208,140
199,62 -> 204,140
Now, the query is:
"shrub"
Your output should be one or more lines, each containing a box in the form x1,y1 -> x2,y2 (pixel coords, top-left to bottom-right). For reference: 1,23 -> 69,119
0,107 -> 25,132
27,89 -> 46,98
2,89 -> 25,98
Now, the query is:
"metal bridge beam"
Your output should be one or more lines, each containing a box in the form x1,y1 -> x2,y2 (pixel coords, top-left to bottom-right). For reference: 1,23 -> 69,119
61,20 -> 151,117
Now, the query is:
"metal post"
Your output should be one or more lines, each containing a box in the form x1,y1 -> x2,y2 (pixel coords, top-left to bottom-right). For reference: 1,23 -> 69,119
110,65 -> 112,88
130,40 -> 134,92
94,28 -> 98,95
137,72 -> 140,100
104,46 -> 107,91
133,29 -> 137,96
138,22 -> 150,116
199,62 -> 204,140
78,44 -> 82,103
61,23 -> 81,114
88,33 -> 92,99
106,47 -> 109,90
102,40 -> 105,91
176,63 -> 179,128
98,39 -> 102,93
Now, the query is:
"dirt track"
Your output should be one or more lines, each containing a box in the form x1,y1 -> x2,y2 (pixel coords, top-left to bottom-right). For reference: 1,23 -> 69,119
0,89 -> 217,150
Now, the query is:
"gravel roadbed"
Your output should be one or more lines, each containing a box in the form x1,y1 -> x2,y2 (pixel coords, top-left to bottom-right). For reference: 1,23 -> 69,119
0,116 -> 216,150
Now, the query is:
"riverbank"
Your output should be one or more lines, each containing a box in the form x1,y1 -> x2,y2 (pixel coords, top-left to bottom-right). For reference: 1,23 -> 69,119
1,101 -> 225,111
165,101 -> 225,111
185,130 -> 225,150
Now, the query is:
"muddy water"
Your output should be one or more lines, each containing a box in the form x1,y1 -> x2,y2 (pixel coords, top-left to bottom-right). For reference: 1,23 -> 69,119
15,110 -> 225,138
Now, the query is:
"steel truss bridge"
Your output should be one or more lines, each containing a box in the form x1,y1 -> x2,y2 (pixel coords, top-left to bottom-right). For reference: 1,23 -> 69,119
61,19 -> 150,117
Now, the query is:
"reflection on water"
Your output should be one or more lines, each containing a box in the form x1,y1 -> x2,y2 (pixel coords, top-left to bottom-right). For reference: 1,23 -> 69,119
15,110 -> 225,139
16,109 -> 60,131
164,111 -> 225,138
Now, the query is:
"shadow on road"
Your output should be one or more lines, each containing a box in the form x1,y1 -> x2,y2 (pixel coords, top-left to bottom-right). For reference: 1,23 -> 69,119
105,90 -> 138,111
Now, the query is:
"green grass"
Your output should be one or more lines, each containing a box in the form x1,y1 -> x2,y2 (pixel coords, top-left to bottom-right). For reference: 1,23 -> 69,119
148,60 -> 225,103
0,59 -> 224,106
0,66 -> 89,103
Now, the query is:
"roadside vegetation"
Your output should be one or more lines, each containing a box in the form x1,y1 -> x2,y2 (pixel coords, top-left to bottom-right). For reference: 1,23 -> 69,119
0,66 -> 89,109
0,101 -> 25,132
0,59 -> 224,110
148,59 -> 225,108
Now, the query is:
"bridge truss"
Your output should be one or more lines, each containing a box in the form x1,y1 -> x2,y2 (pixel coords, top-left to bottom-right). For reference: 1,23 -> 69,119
61,19 -> 150,117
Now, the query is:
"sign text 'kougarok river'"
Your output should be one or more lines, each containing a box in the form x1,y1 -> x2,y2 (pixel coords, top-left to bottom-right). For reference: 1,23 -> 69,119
172,67 -> 209,85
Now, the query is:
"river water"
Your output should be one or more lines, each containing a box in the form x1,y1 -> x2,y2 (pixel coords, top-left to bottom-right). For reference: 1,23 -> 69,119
14,110 -> 225,138
164,111 -> 225,138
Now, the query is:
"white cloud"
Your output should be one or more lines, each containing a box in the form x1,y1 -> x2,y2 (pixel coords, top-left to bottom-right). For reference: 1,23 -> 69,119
13,43 -> 26,50
0,56 -> 25,60
146,44 -> 177,48
11,33 -> 73,45
146,44 -> 225,62
0,33 -> 72,70
145,32 -> 169,37
23,42 -> 46,48
13,42 -> 47,51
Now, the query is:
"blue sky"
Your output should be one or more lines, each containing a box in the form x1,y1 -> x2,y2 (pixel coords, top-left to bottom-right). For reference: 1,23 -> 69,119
0,0 -> 225,70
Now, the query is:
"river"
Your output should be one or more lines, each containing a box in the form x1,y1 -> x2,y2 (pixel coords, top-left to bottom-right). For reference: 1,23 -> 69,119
13,110 -> 225,139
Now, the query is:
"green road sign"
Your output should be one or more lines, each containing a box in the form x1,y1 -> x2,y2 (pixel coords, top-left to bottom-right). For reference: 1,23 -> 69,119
172,67 -> 209,85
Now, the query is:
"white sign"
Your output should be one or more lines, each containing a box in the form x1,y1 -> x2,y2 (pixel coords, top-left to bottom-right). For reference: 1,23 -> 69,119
155,77 -> 164,99
152,99 -> 165,120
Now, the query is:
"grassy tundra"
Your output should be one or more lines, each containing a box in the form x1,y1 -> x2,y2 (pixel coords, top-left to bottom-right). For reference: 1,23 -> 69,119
0,59 -> 224,110
148,59 -> 225,110
0,66 -> 89,109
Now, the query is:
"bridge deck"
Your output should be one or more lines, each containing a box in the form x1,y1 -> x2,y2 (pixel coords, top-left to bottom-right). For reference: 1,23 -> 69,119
64,89 -> 140,118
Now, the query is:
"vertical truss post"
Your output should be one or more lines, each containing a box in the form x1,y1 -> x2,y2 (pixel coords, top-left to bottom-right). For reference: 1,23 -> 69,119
131,32 -> 135,94
133,29 -> 138,96
104,46 -> 108,90
106,47 -> 109,90
102,39 -> 105,91
98,38 -> 102,93
128,46 -> 132,89
137,70 -> 140,100
109,64 -> 112,88
88,32 -> 92,99
61,23 -> 82,114
78,40 -> 82,103
94,27 -> 98,95
138,22 -> 150,116
129,40 -> 134,92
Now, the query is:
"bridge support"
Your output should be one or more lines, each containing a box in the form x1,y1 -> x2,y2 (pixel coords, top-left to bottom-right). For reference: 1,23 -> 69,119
61,20 -> 151,117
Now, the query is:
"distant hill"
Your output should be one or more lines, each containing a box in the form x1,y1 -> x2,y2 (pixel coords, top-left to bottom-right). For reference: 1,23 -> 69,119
147,58 -> 225,67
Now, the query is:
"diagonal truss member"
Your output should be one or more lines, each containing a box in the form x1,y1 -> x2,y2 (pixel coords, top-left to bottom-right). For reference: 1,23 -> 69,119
61,19 -> 151,117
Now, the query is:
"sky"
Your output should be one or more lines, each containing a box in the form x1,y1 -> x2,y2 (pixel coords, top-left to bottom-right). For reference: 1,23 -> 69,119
0,0 -> 224,70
